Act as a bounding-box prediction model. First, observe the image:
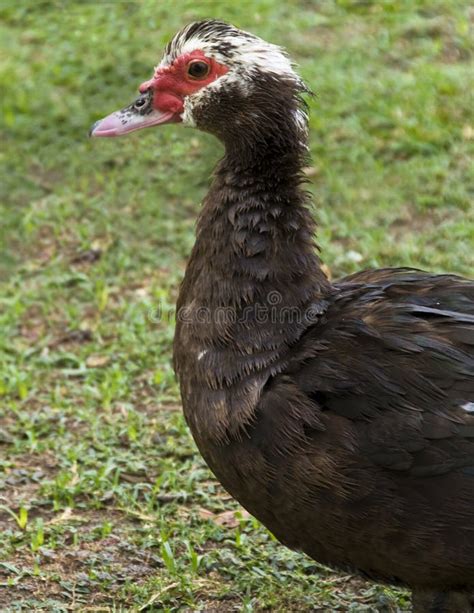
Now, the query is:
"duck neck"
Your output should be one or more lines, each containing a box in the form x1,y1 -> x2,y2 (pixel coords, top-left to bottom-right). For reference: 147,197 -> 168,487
176,117 -> 331,358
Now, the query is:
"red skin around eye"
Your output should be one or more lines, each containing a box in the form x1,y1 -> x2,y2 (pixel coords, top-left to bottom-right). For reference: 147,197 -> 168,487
139,51 -> 228,117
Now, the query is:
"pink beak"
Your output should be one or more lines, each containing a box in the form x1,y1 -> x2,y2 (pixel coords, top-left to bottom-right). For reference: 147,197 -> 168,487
90,91 -> 177,137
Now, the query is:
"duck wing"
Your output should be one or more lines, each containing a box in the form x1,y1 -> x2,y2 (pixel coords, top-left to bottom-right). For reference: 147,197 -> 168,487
287,268 -> 474,478
241,268 -> 473,587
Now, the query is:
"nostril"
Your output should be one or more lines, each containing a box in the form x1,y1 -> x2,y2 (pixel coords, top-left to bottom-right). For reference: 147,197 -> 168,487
133,94 -> 150,112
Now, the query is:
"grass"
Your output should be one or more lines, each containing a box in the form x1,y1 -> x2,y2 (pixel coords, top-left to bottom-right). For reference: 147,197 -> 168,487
0,0 -> 472,610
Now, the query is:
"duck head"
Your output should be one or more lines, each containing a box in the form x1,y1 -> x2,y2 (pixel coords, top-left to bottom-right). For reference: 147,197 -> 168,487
90,20 -> 309,144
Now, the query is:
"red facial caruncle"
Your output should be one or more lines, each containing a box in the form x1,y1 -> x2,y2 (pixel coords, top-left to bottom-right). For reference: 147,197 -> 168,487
90,51 -> 228,138
140,50 -> 229,117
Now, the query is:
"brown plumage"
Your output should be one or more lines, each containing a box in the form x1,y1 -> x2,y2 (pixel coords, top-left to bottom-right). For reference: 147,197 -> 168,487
92,20 -> 474,613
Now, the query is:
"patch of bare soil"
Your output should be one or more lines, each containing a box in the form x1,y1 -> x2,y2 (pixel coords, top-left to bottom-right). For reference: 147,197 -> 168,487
0,452 -> 58,522
0,450 -> 160,609
0,508 -> 161,610
388,204 -> 457,240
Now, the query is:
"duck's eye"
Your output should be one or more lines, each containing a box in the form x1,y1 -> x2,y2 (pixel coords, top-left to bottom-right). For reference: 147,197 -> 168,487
187,60 -> 210,80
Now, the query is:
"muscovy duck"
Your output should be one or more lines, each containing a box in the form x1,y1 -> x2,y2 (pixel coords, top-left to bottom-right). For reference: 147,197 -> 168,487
91,20 -> 474,612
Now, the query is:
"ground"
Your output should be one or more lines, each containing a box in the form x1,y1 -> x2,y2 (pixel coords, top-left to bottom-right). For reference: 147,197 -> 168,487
0,0 -> 472,610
